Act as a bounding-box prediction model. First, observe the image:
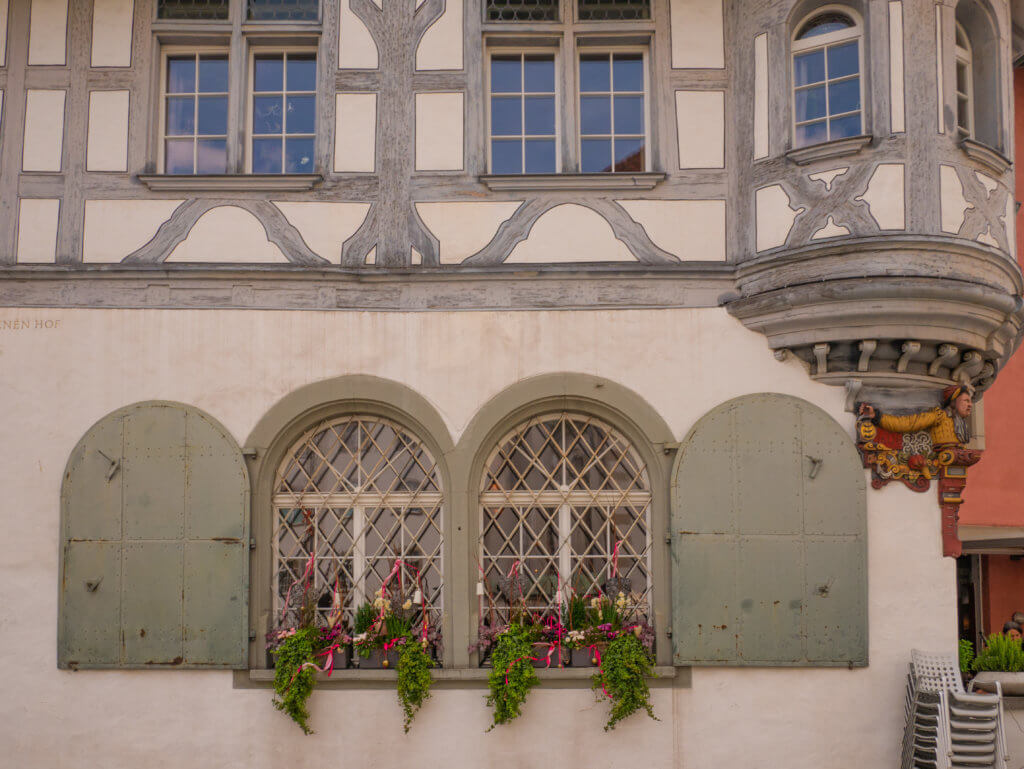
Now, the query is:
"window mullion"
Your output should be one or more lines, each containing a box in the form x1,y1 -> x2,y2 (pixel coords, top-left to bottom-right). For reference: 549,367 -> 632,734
561,34 -> 577,172
227,22 -> 246,172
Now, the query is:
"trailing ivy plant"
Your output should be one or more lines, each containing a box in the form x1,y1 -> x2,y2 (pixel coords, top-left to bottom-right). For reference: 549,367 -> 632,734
271,626 -> 321,735
973,632 -> 1024,673
592,631 -> 658,731
486,622 -> 540,730
397,638 -> 435,732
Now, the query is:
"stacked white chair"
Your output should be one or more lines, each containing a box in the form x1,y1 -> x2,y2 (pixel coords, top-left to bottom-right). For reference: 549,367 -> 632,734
900,649 -> 1008,769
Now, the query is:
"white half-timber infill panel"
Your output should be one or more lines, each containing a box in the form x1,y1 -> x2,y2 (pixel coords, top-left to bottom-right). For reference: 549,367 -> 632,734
23,90 -> 66,172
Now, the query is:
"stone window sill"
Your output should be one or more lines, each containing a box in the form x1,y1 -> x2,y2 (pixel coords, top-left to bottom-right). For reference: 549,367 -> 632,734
239,665 -> 680,689
137,173 -> 323,192
960,138 -> 1011,176
785,135 -> 872,166
479,172 -> 665,191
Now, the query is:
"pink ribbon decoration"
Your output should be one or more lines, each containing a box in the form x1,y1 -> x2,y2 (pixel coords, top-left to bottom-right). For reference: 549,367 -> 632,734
611,539 -> 622,579
588,644 -> 613,700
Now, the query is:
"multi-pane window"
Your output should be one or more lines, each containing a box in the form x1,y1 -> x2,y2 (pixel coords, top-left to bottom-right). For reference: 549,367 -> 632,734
955,23 -> 973,139
163,53 -> 229,174
479,413 -> 652,624
157,0 -> 318,20
273,416 -> 444,631
489,54 -> 558,174
250,53 -> 317,174
579,53 -> 645,173
484,0 -> 652,175
791,11 -> 863,148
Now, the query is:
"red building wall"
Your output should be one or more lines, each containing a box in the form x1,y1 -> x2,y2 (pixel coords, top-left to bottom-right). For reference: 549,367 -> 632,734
958,68 -> 1024,528
983,557 -> 1024,634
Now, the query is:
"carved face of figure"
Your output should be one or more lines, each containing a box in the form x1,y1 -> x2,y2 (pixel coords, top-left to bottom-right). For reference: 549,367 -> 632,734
954,392 -> 973,419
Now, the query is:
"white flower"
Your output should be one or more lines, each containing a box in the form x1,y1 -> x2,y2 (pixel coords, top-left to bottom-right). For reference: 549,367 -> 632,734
353,632 -> 368,643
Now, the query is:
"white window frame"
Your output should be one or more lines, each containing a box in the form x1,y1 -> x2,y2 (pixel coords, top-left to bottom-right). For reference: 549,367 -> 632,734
955,21 -> 974,140
158,46 -> 232,175
245,46 -> 319,174
484,41 -> 651,174
790,6 -> 865,148
485,45 -> 563,175
575,45 -> 650,173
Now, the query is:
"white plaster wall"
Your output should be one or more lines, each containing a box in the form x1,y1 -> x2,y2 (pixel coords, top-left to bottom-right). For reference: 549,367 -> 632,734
0,0 -> 8,65
27,0 -> 67,65
22,89 -> 65,172
272,201 -> 371,262
756,185 -> 804,251
675,90 -> 724,168
506,203 -> 636,262
0,306 -> 955,768
338,0 -> 378,69
618,199 -> 726,260
415,92 -> 464,171
91,0 -> 133,67
15,198 -> 59,262
416,201 -> 522,263
82,200 -> 184,262
939,164 -> 973,234
334,93 -> 377,173
86,90 -> 130,172
416,0 -> 463,71
855,163 -> 905,230
670,0 -> 724,68
165,206 -> 288,263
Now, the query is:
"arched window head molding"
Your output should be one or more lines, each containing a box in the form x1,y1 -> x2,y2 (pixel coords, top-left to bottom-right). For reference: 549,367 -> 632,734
453,372 -> 677,667
955,0 -> 1004,154
244,376 -> 456,668
788,4 -> 867,149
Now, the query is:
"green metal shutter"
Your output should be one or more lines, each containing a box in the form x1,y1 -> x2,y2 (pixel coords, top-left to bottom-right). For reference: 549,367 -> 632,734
59,402 -> 249,669
670,394 -> 867,666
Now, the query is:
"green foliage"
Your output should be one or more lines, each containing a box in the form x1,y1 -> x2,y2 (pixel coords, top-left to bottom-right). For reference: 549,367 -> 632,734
592,632 -> 658,731
397,639 -> 435,733
354,601 -> 377,635
486,623 -> 540,729
587,594 -> 624,631
564,594 -> 588,631
973,633 -> 1024,673
960,638 -> 975,673
385,612 -> 412,640
271,627 -> 320,735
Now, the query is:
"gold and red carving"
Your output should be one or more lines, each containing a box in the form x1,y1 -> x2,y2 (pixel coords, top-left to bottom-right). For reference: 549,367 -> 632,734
856,386 -> 981,557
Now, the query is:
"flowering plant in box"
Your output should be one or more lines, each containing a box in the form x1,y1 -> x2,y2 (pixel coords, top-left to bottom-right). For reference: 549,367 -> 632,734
267,557 -> 351,734
351,560 -> 438,732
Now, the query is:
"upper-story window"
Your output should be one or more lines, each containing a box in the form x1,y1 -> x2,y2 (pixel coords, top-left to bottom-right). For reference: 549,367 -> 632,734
954,0 -> 1002,153
484,0 -> 652,175
791,8 -> 863,148
155,1 -> 320,175
157,0 -> 319,21
955,23 -> 973,140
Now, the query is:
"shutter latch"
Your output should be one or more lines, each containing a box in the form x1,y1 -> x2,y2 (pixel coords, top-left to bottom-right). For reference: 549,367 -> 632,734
806,455 -> 823,479
85,576 -> 103,592
96,449 -> 120,482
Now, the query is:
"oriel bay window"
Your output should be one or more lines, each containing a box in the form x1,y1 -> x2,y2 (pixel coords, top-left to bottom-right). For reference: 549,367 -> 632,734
479,413 -> 652,625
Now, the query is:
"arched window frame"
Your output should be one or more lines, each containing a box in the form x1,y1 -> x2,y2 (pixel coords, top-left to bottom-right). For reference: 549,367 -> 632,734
953,0 -> 1005,158
477,411 -> 655,625
955,22 -> 974,140
790,6 -> 866,149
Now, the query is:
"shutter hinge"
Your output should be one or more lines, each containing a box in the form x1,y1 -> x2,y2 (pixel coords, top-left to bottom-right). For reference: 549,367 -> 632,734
249,538 -> 256,550
249,632 -> 256,642
665,629 -> 673,638
242,446 -> 259,459
665,535 -> 672,544
661,441 -> 681,455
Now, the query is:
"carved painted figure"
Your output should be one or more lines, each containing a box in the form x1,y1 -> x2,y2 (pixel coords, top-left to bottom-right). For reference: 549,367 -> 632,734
858,385 -> 973,448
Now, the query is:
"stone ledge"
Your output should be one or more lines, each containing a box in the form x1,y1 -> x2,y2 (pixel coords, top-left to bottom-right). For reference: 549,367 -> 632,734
479,172 -> 666,191
785,135 -> 872,165
137,173 -> 323,191
960,138 -> 1012,177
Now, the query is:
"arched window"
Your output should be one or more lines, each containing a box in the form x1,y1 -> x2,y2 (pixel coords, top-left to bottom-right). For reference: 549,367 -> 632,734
479,412 -> 652,623
955,0 -> 1001,151
955,22 -> 973,139
272,416 -> 443,630
791,8 -> 864,148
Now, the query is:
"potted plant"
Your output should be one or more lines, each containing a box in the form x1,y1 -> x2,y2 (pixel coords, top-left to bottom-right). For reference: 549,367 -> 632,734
267,566 -> 351,734
486,618 -> 541,729
591,625 -> 659,730
971,632 -> 1024,695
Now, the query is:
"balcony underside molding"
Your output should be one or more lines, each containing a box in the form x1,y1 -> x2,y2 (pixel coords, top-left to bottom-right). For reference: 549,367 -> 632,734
726,238 -> 1024,405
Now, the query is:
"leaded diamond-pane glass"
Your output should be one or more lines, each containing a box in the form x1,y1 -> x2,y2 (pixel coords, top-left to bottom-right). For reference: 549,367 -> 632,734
158,0 -> 229,19
248,0 -> 320,20
486,0 -> 559,21
480,413 -> 652,624
273,416 -> 443,631
577,0 -> 650,21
